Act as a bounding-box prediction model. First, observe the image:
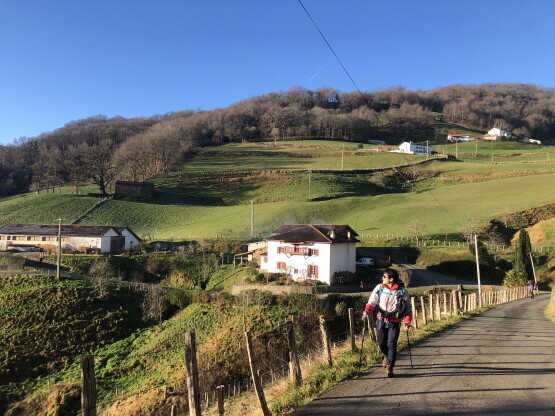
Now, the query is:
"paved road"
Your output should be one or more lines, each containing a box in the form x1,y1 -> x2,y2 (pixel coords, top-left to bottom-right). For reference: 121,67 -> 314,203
401,263 -> 475,288
292,294 -> 555,416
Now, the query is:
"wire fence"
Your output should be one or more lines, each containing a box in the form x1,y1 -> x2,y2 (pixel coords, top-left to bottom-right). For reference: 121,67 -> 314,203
72,284 -> 536,415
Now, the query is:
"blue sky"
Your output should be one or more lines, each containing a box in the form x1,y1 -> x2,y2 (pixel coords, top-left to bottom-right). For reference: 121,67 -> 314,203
1,0 -> 554,144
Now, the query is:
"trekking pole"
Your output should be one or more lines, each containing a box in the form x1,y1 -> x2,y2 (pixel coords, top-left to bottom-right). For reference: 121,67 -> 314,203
358,315 -> 367,371
405,325 -> 414,368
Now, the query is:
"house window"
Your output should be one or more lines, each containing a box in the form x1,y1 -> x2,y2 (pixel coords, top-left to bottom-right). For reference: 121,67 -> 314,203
307,265 -> 319,279
262,256 -> 267,263
294,269 -> 298,274
277,262 -> 287,271
277,246 -> 285,254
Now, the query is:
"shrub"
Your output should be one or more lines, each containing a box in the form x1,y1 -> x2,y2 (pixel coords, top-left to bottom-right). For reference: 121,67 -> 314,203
503,269 -> 526,287
332,271 -> 357,285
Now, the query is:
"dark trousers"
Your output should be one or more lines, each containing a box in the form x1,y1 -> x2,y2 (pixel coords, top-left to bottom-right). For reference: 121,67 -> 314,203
376,320 -> 401,367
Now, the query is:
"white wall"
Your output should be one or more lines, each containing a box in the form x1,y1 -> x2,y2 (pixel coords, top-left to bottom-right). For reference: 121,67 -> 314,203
329,243 -> 356,283
119,229 -> 140,250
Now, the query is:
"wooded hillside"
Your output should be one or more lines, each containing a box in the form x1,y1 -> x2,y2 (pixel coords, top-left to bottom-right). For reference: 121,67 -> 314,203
1,83 -> 554,197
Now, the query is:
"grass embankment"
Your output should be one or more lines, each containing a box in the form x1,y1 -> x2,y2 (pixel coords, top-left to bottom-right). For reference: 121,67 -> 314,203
546,292 -> 555,324
0,275 -> 145,392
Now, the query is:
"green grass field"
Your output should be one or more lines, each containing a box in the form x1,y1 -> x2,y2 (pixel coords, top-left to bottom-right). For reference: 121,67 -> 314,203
0,193 -> 100,225
2,140 -> 555,241
179,142 -> 428,172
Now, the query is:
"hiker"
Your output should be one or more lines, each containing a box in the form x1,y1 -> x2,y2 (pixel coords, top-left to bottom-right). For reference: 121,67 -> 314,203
527,280 -> 535,299
363,268 -> 412,377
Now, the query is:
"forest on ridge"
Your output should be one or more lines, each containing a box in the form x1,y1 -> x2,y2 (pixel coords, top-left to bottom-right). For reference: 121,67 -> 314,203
1,82 -> 554,197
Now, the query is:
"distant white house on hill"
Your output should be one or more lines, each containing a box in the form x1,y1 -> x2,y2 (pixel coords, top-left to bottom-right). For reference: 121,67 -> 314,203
487,128 -> 513,137
447,134 -> 471,142
0,224 -> 140,254
523,138 -> 542,145
393,141 -> 432,155
259,224 -> 358,285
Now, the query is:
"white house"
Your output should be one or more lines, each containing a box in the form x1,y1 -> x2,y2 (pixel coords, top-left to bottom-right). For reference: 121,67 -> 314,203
260,224 -> 358,285
396,141 -> 432,155
447,134 -> 471,142
524,138 -> 542,145
488,128 -> 513,137
0,224 -> 140,254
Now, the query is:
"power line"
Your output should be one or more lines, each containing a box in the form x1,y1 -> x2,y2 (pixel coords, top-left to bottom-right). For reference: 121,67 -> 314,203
297,0 -> 461,230
297,0 -> 366,102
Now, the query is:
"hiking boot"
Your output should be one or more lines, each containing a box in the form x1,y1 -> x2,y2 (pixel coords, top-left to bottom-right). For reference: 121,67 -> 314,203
382,357 -> 388,368
386,365 -> 394,378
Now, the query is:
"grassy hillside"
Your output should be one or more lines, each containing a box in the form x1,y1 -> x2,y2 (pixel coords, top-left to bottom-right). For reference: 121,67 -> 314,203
0,193 -> 100,225
74,170 -> 555,239
1,140 -> 554,240
0,275 -> 145,385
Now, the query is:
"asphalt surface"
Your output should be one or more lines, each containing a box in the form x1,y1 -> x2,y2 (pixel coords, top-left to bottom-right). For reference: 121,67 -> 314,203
291,294 -> 555,416
401,263 -> 475,288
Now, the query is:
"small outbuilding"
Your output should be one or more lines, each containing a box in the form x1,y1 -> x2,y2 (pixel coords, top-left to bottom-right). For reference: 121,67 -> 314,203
115,181 -> 155,198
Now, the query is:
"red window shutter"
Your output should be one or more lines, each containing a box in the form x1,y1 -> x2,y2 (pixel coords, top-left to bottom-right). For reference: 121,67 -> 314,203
314,265 -> 319,278
313,249 -> 319,256
277,246 -> 283,254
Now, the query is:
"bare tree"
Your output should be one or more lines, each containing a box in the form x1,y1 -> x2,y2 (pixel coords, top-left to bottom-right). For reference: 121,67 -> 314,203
407,219 -> 427,246
142,286 -> 167,324
83,139 -> 116,196
459,217 -> 482,242
89,257 -> 114,298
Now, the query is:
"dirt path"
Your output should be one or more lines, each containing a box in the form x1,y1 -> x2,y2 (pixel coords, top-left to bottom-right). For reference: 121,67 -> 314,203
291,294 -> 555,416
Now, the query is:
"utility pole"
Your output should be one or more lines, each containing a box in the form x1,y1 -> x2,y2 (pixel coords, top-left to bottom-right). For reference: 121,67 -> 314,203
308,169 -> 312,201
455,140 -> 458,159
474,234 -> 482,307
426,140 -> 429,160
475,140 -> 478,157
341,145 -> 344,170
56,218 -> 62,280
250,200 -> 254,238
529,252 -> 538,288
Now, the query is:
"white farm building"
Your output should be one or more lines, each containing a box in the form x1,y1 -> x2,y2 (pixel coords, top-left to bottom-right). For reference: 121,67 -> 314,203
0,224 -> 140,254
396,141 -> 432,155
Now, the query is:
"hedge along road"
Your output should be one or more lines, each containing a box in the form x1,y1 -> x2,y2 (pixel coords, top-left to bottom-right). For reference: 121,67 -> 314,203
292,294 -> 555,416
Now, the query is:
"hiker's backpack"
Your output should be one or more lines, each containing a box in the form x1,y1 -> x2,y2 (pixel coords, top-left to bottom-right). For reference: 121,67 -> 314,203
378,286 -> 407,318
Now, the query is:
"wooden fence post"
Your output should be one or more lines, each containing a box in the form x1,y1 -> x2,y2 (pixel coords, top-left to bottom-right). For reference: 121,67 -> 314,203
419,296 -> 427,325
428,294 -> 434,320
435,294 -> 441,320
171,404 -> 178,416
410,297 -> 418,329
216,386 -> 224,416
184,331 -> 201,416
285,320 -> 302,386
319,316 -> 333,366
80,355 -> 97,416
244,330 -> 270,416
348,308 -> 355,351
